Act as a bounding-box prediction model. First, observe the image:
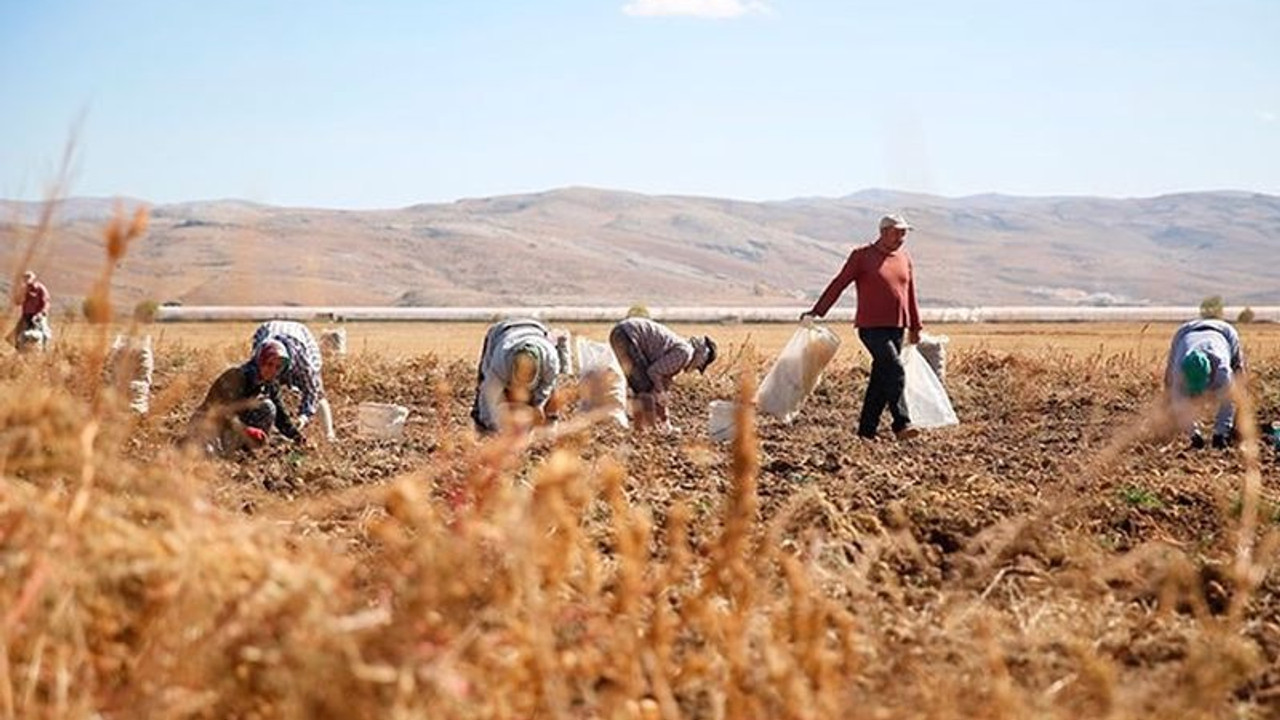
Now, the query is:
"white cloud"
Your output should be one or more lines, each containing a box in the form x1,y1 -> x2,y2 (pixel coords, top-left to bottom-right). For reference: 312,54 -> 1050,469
1260,111 -> 1277,123
622,0 -> 771,19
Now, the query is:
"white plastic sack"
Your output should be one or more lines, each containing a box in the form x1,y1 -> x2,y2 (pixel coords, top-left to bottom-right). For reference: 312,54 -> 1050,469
756,322 -> 841,423
320,328 -> 347,356
708,400 -> 736,442
917,332 -> 949,383
575,337 -> 629,428
357,402 -> 410,439
901,345 -> 958,429
106,334 -> 154,414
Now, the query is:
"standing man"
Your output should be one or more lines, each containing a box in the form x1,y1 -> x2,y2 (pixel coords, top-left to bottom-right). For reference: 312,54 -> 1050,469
609,317 -> 717,432
250,320 -> 336,441
470,318 -> 565,434
802,213 -> 922,441
1163,318 -> 1245,449
10,270 -> 51,351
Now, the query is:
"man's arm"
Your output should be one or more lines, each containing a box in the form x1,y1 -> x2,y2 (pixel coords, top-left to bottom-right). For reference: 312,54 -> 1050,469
906,257 -> 922,343
646,343 -> 694,394
34,284 -> 50,315
527,341 -> 561,408
1226,326 -> 1245,372
807,249 -> 860,318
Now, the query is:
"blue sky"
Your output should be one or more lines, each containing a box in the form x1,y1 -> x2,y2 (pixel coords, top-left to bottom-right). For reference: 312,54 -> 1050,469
2,0 -> 1276,208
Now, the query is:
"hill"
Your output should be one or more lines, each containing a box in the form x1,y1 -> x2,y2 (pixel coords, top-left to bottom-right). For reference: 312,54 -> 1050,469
3,187 -> 1279,309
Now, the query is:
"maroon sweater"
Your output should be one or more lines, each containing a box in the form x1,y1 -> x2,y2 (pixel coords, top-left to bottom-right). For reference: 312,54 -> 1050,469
21,281 -> 49,317
812,243 -> 921,331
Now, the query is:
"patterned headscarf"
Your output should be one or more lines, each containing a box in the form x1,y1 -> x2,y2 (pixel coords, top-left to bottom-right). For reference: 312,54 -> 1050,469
689,335 -> 718,374
255,338 -> 291,375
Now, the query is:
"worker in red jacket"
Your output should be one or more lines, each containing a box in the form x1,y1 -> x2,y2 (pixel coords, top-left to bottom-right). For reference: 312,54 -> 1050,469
802,214 -> 924,441
9,270 -> 51,351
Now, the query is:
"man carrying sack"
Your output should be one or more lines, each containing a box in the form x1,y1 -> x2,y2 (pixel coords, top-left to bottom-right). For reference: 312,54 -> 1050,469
802,213 -> 923,441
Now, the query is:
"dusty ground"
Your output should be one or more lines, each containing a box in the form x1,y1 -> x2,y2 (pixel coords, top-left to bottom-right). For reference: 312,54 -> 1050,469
7,321 -> 1280,717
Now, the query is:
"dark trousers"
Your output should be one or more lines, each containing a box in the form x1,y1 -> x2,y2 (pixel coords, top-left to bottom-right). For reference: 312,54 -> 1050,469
857,328 -> 911,437
240,398 -> 277,432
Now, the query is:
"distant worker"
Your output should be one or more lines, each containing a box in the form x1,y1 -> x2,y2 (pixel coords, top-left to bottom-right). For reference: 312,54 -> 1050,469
9,270 -> 52,351
470,318 -> 567,434
184,339 -> 303,456
608,317 -> 717,432
801,213 -> 923,441
250,320 -> 336,441
1164,318 -> 1246,449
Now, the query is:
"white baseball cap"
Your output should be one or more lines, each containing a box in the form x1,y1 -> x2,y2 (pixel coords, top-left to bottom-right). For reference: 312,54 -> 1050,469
879,213 -> 914,231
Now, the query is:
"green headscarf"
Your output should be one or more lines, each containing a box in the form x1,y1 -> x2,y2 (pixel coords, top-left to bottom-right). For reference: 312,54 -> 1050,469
1180,350 -> 1211,397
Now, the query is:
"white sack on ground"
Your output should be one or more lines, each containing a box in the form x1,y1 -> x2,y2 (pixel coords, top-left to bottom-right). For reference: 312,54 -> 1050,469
902,345 -> 958,429
320,328 -> 347,356
756,322 -> 841,423
105,334 -> 154,414
575,337 -> 629,428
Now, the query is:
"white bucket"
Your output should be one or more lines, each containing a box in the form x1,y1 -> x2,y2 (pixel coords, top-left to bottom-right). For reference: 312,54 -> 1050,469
357,402 -> 410,439
708,400 -> 736,442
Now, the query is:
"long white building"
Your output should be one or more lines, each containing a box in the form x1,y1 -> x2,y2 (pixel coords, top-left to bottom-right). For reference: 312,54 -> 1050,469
154,305 -> 1280,324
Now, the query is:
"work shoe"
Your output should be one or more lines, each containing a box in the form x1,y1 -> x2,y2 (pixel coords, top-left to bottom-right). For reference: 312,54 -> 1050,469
894,425 -> 921,441
1211,434 -> 1230,450
1189,431 -> 1206,450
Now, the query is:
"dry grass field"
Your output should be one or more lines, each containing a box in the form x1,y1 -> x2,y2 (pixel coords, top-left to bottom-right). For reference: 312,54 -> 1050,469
4,314 -> 1280,719
6,210 -> 1280,719
59,318 -> 1280,365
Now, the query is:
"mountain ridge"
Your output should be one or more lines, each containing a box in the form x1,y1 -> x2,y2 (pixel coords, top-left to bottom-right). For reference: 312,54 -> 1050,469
3,187 -> 1278,310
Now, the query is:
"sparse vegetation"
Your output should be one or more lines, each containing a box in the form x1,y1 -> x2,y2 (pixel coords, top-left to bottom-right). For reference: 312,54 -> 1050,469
1200,294 -> 1225,319
133,298 -> 160,323
626,303 -> 651,318
5,208 -> 1280,718
3,324 -> 1280,718
1239,306 -> 1257,324
1120,484 -> 1163,509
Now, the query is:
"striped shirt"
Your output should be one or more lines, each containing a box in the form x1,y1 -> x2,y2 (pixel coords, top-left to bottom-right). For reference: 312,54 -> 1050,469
251,321 -> 325,421
613,318 -> 694,394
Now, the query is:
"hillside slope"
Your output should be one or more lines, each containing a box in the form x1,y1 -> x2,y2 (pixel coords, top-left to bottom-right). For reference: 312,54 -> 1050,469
3,187 -> 1278,309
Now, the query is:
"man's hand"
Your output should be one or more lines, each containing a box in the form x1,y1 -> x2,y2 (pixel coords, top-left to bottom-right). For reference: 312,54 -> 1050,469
908,328 -> 921,345
244,427 -> 267,443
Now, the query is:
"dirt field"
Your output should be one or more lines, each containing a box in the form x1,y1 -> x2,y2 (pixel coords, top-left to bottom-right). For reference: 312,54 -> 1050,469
5,321 -> 1280,718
